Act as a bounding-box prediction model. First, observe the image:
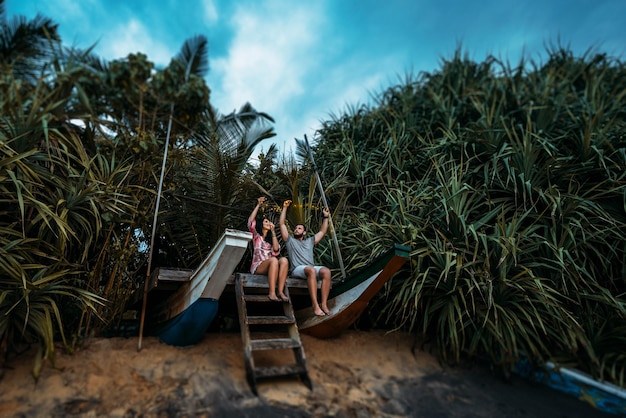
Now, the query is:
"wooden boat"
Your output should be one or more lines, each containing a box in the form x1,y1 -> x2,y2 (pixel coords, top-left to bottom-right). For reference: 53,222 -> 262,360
515,359 -> 626,415
295,243 -> 410,338
147,229 -> 252,346
235,243 -> 411,339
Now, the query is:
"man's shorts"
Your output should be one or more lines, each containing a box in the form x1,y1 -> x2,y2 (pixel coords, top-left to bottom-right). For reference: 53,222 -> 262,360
291,265 -> 324,279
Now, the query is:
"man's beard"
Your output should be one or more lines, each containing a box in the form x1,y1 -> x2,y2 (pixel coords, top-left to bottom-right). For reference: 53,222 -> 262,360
293,232 -> 304,239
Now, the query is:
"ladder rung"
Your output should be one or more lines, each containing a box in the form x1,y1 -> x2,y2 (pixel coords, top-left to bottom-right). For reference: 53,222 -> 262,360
250,338 -> 301,351
244,294 -> 284,302
247,315 -> 295,325
241,275 -> 268,289
254,364 -> 307,379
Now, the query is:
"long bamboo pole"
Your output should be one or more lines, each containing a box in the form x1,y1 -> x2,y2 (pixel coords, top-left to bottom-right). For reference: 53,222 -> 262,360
303,134 -> 346,280
136,45 -> 203,350
137,104 -> 175,351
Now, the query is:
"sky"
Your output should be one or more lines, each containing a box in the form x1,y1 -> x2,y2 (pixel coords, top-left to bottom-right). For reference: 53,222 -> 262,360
6,0 -> 626,160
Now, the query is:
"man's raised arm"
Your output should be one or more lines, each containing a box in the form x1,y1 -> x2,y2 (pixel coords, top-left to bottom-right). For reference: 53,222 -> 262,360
279,200 -> 291,242
314,206 -> 330,244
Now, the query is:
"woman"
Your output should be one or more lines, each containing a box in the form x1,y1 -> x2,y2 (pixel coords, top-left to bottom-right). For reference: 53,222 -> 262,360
247,197 -> 289,301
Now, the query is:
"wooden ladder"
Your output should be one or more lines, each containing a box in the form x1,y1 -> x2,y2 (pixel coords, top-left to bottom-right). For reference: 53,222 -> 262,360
235,274 -> 313,395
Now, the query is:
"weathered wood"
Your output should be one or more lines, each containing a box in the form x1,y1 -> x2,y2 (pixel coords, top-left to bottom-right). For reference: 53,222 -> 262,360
230,273 -> 320,289
154,268 -> 193,282
254,364 -> 307,379
235,274 -> 312,395
234,275 -> 256,393
250,338 -> 301,351
243,294 -> 280,303
150,229 -> 251,324
147,267 -> 192,292
296,244 -> 410,339
247,315 -> 295,325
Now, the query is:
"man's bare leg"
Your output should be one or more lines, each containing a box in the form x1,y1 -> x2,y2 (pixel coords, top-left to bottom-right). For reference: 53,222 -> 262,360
319,267 -> 332,315
305,266 -> 324,316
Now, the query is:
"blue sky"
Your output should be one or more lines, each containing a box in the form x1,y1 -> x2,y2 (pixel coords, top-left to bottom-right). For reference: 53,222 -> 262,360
6,0 -> 626,159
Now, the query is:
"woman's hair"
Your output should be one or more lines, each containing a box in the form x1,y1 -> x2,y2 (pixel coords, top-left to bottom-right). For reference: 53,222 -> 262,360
255,216 -> 273,244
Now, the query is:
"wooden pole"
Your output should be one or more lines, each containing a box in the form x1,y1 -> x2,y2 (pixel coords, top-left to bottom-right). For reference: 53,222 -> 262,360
137,104 -> 175,351
136,46 -> 203,350
304,134 -> 346,280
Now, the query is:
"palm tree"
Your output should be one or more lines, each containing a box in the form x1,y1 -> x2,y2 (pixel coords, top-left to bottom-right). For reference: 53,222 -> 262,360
154,102 -> 277,268
0,0 -> 60,83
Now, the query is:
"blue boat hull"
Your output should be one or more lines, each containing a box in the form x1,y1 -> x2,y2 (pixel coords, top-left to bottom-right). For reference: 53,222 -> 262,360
515,359 -> 626,416
155,298 -> 219,347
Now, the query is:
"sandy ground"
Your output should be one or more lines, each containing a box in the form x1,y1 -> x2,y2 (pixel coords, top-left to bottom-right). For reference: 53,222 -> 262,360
0,330 -> 612,417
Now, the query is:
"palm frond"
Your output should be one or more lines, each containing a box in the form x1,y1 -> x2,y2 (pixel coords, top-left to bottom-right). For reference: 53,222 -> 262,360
175,34 -> 209,78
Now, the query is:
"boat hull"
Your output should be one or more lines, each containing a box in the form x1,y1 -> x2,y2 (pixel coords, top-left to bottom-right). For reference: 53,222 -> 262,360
155,298 -> 219,346
296,243 -> 410,339
148,229 -> 252,346
515,359 -> 626,415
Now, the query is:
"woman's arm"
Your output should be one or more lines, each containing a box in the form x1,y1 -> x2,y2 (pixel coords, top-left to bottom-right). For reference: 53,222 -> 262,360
248,197 -> 266,226
270,224 -> 280,253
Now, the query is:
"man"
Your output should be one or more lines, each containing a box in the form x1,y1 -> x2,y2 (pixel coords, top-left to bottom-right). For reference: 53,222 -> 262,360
279,200 -> 332,316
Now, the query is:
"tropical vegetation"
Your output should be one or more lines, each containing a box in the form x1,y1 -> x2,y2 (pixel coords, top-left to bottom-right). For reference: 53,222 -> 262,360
0,2 -> 273,378
312,47 -> 626,386
1,0 -> 625,389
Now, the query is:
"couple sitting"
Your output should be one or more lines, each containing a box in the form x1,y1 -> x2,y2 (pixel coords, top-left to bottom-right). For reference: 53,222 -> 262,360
247,197 -> 332,316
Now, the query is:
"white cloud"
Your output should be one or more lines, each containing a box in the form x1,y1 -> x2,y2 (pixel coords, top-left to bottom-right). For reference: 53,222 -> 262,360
99,18 -> 174,65
9,0 -> 625,167
208,2 -> 328,150
200,0 -> 219,24
208,1 -> 406,156
212,4 -> 321,111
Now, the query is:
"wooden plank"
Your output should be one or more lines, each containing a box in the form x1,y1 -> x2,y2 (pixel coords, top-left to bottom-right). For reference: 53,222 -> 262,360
250,338 -> 301,351
155,268 -> 194,282
254,364 -> 307,379
244,294 -> 280,302
247,315 -> 295,325
233,273 -> 321,289
235,276 -> 258,394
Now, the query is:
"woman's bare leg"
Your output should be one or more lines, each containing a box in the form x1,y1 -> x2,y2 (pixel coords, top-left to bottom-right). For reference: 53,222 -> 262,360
256,257 -> 279,300
277,257 -> 289,301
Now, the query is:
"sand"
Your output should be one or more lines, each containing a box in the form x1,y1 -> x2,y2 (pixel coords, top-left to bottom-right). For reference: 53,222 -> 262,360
0,330 -> 611,417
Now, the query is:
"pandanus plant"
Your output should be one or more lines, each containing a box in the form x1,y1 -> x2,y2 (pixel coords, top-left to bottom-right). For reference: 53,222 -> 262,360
313,46 -> 626,386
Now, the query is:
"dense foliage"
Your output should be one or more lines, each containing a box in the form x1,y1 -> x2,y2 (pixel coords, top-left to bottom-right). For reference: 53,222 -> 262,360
2,0 -> 625,389
313,47 -> 626,386
0,3 -> 274,378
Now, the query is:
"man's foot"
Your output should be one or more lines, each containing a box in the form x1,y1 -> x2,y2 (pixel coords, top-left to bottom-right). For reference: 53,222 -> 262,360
268,295 -> 280,302
313,307 -> 326,316
321,307 -> 331,315
279,293 -> 289,302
